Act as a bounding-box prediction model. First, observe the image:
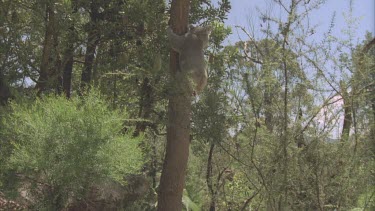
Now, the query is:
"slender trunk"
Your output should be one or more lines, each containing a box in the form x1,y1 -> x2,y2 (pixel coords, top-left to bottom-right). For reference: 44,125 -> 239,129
80,1 -> 100,93
340,81 -> 352,142
280,1 -> 296,207
151,135 -> 158,189
134,77 -> 153,137
80,31 -> 99,92
281,55 -> 289,210
264,90 -> 274,132
206,143 -> 216,211
157,0 -> 190,210
62,44 -> 74,98
263,44 -> 273,132
296,108 -> 305,148
0,74 -> 10,105
0,2 -> 11,104
362,38 -> 375,143
52,17 -> 62,94
36,2 -> 55,94
62,0 -> 77,98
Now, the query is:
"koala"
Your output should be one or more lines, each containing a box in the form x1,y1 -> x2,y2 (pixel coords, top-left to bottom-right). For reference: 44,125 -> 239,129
167,25 -> 211,93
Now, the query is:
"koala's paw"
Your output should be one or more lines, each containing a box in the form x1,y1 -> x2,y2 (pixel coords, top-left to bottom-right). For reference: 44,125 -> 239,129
192,91 -> 197,97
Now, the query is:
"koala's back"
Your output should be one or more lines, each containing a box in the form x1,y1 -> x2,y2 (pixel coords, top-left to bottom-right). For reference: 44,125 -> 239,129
167,25 -> 210,93
179,34 -> 205,72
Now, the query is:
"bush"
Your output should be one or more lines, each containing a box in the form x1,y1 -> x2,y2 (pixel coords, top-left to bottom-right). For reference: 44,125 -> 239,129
0,92 -> 144,209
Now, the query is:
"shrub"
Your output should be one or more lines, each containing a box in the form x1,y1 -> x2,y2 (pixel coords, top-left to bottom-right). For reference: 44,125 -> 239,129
1,92 -> 144,209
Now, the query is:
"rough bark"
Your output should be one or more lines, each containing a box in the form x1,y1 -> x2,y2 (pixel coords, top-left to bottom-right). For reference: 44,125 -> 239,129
157,0 -> 191,210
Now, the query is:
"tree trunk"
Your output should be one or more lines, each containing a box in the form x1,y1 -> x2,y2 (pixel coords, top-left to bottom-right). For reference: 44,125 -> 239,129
157,0 -> 191,210
133,77 -> 154,137
340,81 -> 352,142
362,38 -> 375,142
264,86 -> 274,132
207,143 -> 216,211
80,0 -> 100,93
0,73 -> 10,105
36,2 -> 56,94
62,0 -> 77,98
62,42 -> 74,98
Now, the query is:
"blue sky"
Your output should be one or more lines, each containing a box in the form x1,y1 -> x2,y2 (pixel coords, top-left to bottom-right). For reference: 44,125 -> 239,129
221,0 -> 374,139
224,0 -> 374,44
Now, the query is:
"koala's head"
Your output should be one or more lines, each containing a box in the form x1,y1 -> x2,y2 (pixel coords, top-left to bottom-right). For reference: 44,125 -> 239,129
189,25 -> 211,48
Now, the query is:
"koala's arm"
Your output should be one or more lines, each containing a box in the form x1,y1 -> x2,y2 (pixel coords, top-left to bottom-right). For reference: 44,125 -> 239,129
167,27 -> 185,53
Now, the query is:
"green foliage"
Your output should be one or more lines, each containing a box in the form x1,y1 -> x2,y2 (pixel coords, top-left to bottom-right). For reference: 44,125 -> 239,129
1,92 -> 144,208
2,0 -> 373,210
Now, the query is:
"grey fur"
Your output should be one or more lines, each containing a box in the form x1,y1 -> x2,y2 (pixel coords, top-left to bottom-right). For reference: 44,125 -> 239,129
167,25 -> 211,93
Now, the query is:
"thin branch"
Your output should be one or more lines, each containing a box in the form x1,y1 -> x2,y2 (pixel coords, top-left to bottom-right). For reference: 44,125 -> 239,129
235,25 -> 264,58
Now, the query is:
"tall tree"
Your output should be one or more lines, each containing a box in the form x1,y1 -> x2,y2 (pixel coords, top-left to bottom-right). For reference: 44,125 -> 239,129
62,0 -> 78,98
157,0 -> 191,210
80,0 -> 101,93
36,0 -> 60,94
